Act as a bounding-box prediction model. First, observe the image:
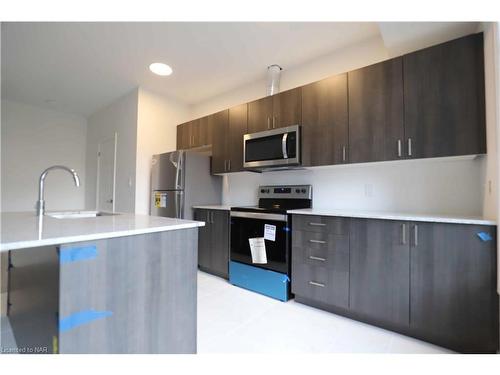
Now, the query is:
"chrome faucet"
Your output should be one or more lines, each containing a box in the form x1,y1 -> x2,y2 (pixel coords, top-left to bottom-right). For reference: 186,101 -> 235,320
36,165 -> 80,216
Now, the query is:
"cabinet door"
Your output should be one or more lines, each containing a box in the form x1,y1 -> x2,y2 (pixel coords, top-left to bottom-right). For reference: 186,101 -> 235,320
349,218 -> 410,326
198,116 -> 213,147
176,122 -> 191,150
272,87 -> 301,129
194,209 -> 211,270
410,222 -> 498,353
302,74 -> 348,166
404,33 -> 486,159
247,96 -> 273,133
210,110 -> 229,174
348,58 -> 404,163
210,210 -> 230,279
227,104 -> 248,172
189,119 -> 201,148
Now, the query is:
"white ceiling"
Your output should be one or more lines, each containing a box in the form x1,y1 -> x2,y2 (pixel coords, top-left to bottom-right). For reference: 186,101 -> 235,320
1,22 -> 479,116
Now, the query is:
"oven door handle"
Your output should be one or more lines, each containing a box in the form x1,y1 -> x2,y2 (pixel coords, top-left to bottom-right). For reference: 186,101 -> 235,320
230,210 -> 288,222
282,133 -> 288,159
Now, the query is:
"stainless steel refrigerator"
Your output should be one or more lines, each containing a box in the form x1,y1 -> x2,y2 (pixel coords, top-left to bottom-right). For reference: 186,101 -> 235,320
150,150 -> 222,220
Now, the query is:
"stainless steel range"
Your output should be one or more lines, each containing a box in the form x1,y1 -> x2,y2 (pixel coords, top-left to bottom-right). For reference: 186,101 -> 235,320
229,185 -> 312,301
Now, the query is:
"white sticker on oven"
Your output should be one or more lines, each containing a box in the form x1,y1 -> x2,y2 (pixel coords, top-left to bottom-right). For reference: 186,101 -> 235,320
249,237 -> 267,264
264,224 -> 276,242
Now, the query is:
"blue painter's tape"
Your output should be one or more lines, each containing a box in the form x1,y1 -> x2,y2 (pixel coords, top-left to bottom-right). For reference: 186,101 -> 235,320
59,310 -> 113,332
477,232 -> 493,242
60,245 -> 97,264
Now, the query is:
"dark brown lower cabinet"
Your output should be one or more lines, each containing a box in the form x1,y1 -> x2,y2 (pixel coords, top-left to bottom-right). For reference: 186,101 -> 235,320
409,222 -> 498,353
349,219 -> 410,327
194,208 -> 230,278
291,214 -> 499,353
292,229 -> 350,309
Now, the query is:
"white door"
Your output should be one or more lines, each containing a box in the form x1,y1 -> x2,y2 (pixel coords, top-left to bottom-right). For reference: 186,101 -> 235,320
96,134 -> 117,212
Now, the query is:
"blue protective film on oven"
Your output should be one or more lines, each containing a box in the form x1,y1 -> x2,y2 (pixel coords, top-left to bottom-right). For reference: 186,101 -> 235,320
229,261 -> 290,302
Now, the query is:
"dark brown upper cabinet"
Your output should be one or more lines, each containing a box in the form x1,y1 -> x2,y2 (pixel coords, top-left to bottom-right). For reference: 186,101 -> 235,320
227,104 -> 248,172
348,57 -> 404,164
209,110 -> 229,174
301,74 -> 348,166
176,121 -> 190,150
247,87 -> 301,133
178,33 -> 486,169
403,33 -> 486,159
212,104 -> 248,174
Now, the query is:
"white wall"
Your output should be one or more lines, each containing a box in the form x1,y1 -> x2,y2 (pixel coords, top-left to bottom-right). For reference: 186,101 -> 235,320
224,157 -> 485,216
135,88 -> 190,214
1,100 -> 87,212
85,89 -> 138,213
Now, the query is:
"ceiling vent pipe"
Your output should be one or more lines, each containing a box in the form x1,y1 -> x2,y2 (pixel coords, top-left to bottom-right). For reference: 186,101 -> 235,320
266,64 -> 282,96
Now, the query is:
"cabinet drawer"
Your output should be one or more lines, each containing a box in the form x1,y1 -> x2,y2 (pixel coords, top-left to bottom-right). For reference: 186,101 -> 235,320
292,231 -> 349,270
292,215 -> 349,235
292,262 -> 349,309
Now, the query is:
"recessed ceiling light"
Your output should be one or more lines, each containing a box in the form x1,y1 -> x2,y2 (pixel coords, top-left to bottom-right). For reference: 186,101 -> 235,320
149,62 -> 173,76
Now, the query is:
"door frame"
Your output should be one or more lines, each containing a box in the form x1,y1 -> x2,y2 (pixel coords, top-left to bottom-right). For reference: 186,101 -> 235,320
95,133 -> 117,212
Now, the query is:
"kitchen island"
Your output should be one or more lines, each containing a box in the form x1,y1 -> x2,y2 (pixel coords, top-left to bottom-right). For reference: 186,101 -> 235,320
0,212 -> 204,354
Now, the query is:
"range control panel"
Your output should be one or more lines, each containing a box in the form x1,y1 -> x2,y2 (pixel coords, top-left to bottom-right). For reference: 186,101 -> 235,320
257,185 -> 312,200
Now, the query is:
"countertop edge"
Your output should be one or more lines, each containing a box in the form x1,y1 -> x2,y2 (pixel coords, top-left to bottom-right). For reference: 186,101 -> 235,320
192,205 -> 231,211
1,221 -> 205,252
287,209 -> 497,226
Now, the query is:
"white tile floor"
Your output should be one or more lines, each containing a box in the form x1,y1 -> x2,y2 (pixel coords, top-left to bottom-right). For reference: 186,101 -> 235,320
1,270 -> 453,354
197,271 -> 453,353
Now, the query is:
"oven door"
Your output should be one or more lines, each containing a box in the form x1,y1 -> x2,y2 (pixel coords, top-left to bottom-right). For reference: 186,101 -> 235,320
230,211 -> 290,274
243,125 -> 300,169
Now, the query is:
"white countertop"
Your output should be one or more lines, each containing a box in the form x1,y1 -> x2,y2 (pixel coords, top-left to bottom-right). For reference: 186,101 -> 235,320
0,212 -> 205,251
192,205 -> 232,211
287,208 -> 496,226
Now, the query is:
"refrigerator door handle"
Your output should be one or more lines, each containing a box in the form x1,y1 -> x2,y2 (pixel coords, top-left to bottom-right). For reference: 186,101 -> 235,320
175,190 -> 183,219
175,151 -> 183,190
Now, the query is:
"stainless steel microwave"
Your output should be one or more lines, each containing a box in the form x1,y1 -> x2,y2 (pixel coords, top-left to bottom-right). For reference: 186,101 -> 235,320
243,125 -> 301,170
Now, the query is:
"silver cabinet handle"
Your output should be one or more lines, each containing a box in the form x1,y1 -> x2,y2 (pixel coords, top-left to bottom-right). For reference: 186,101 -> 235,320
309,281 -> 325,288
267,117 -> 271,129
414,224 -> 418,246
398,139 -> 402,157
408,138 -> 413,157
228,159 -> 231,171
309,256 -> 326,262
342,146 -> 346,162
401,223 -> 406,245
309,239 -> 326,244
206,211 -> 210,224
309,222 -> 326,226
272,116 -> 276,129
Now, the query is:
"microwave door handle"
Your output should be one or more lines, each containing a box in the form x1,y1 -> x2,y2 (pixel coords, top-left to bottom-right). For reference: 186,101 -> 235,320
282,133 -> 288,159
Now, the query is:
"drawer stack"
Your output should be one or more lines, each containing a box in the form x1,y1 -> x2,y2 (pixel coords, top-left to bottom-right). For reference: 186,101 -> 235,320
291,215 -> 350,309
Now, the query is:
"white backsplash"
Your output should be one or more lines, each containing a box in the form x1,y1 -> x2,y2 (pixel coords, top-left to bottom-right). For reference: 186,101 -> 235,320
223,156 -> 486,216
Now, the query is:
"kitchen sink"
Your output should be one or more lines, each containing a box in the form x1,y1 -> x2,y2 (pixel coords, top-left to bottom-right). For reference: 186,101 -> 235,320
45,211 -> 119,219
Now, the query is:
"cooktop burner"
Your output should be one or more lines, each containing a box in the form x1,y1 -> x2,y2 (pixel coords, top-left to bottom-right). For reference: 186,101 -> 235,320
231,185 -> 312,214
